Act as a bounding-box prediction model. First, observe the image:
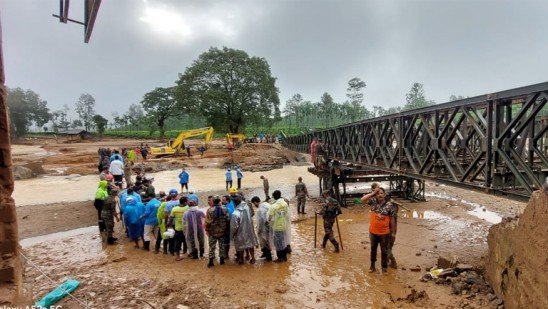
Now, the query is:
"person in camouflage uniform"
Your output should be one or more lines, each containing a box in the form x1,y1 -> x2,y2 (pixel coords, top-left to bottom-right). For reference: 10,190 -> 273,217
102,187 -> 120,244
319,190 -> 341,252
295,176 -> 310,214
205,196 -> 229,267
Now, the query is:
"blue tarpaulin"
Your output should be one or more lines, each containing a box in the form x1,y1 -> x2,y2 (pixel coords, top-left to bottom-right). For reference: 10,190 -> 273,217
35,279 -> 80,308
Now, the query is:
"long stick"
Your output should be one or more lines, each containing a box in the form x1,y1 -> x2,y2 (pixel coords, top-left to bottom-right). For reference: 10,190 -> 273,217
336,216 -> 343,250
314,212 -> 317,248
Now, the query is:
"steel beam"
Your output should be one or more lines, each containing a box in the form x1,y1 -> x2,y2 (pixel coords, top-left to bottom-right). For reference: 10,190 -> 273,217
284,83 -> 548,200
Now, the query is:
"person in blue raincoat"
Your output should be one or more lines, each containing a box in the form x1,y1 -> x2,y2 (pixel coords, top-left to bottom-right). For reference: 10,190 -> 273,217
225,168 -> 233,191
109,150 -> 124,163
123,196 -> 143,248
178,168 -> 190,193
236,167 -> 244,189
141,196 -> 160,251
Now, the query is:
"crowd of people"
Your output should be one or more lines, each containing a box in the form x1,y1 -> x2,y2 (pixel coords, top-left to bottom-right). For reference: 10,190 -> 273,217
94,145 -> 399,274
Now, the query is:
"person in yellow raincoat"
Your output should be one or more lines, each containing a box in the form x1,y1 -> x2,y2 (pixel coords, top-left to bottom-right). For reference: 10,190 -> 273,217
154,192 -> 169,254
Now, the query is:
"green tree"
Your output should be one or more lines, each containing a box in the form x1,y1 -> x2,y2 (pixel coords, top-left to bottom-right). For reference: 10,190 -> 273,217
124,103 -> 145,129
320,92 -> 336,128
7,87 -> 50,138
283,93 -> 303,130
141,87 -> 179,139
404,83 -> 435,111
175,47 -> 280,133
346,77 -> 368,122
92,114 -> 108,136
71,119 -> 83,129
75,93 -> 96,131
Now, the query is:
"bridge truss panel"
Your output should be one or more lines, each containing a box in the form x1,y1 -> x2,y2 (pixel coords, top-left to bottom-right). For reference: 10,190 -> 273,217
284,82 -> 548,200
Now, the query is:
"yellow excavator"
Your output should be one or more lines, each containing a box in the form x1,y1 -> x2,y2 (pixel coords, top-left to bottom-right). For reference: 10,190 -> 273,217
151,127 -> 215,157
226,133 -> 246,149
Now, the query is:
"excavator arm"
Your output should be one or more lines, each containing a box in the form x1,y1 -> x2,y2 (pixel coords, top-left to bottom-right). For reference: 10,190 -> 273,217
151,127 -> 214,156
171,127 -> 215,150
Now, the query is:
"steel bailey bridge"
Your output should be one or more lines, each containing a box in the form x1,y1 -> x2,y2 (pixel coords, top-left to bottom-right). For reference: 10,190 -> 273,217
283,82 -> 548,202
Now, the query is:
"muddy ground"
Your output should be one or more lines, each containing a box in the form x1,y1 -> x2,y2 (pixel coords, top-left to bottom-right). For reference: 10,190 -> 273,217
12,138 -> 525,308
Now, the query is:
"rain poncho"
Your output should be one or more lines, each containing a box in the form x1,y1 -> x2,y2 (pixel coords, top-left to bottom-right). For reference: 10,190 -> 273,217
94,181 -> 108,200
127,149 -> 135,162
256,202 -> 274,250
119,190 -> 142,214
109,153 -> 123,163
123,197 -> 143,240
179,171 -> 189,184
230,202 -> 258,251
143,198 -> 160,226
226,200 -> 235,215
156,201 -> 167,238
184,206 -> 205,251
268,198 -> 291,251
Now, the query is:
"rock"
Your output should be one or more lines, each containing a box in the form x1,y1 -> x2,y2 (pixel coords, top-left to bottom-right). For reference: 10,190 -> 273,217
437,256 -> 458,269
22,161 -> 46,175
410,266 -> 421,272
176,305 -> 190,309
13,166 -> 35,180
404,289 -> 428,302
488,293 -> 497,301
415,252 -> 422,256
452,281 -> 469,295
493,298 -> 503,306
455,263 -> 474,273
111,257 -> 128,263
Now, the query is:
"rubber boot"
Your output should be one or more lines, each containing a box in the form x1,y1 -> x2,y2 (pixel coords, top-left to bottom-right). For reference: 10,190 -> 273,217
207,258 -> 214,268
191,249 -> 199,259
143,241 -> 150,251
249,248 -> 256,264
274,251 -> 284,263
265,249 -> 273,262
199,248 -> 204,258
333,241 -> 340,253
389,256 -> 398,269
107,237 -> 117,245
259,248 -> 267,258
368,263 -> 376,273
286,245 -> 292,254
322,235 -> 329,249
223,244 -> 230,260
236,251 -> 245,265
220,257 -> 225,265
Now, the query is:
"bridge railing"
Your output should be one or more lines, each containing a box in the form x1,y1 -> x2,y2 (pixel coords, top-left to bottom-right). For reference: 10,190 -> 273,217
284,82 -> 548,199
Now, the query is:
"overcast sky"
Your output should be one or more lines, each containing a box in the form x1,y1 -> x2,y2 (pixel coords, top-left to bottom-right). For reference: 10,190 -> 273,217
2,0 -> 548,119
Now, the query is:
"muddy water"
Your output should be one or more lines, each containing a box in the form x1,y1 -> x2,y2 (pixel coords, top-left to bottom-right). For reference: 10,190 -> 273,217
426,192 -> 502,224
13,165 -> 318,206
23,210 -> 410,308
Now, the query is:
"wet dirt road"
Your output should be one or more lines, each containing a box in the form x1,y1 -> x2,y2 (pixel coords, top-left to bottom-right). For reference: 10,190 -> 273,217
20,191 -> 514,308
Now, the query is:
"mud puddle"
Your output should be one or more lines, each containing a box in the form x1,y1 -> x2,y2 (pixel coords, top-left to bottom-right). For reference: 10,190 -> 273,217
23,210 -> 412,308
426,192 -> 502,224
